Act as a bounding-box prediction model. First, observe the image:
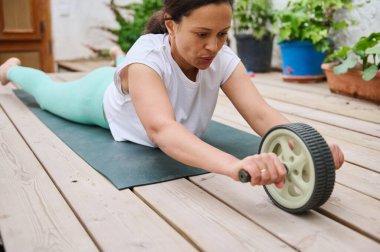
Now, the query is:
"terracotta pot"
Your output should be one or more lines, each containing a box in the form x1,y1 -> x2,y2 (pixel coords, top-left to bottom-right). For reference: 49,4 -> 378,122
322,63 -> 380,104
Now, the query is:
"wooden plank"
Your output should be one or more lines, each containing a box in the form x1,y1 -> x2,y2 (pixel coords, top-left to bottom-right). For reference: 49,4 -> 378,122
253,72 -> 379,107
253,72 -> 329,95
323,135 -> 380,173
216,94 -> 380,151
253,79 -> 380,124
264,98 -> 380,138
134,179 -> 293,251
278,111 -> 380,158
336,163 -> 380,201
282,114 -> 380,152
57,59 -> 113,72
0,108 -> 98,252
191,174 -> 380,251
319,184 -> 380,243
0,86 -> 195,252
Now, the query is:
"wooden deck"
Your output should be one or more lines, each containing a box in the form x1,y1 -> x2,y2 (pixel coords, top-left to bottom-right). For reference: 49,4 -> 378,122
0,70 -> 379,251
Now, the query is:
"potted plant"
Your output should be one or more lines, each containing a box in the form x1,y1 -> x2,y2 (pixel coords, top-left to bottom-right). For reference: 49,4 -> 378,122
274,0 -> 356,82
233,0 -> 275,73
322,32 -> 380,103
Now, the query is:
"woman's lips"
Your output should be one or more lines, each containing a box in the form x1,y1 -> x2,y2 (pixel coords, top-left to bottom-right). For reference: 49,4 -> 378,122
200,56 -> 214,63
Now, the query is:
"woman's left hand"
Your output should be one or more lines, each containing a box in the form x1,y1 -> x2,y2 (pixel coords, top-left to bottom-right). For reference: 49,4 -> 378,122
329,143 -> 344,169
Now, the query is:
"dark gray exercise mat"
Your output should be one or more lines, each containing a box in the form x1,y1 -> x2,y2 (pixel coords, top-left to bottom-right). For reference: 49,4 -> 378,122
15,90 -> 262,189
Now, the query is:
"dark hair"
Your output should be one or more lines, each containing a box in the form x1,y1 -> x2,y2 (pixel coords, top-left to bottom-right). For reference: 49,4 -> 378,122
144,0 -> 234,34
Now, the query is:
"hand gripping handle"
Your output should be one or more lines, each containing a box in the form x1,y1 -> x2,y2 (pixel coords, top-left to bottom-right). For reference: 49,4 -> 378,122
239,164 -> 288,183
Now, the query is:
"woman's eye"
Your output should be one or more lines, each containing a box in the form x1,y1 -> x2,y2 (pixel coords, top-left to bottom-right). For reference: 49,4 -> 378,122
197,33 -> 209,38
195,32 -> 228,39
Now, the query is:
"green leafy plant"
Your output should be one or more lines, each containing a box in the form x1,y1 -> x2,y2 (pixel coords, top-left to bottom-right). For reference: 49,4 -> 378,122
105,0 -> 163,52
233,0 -> 275,39
326,32 -> 380,81
274,0 -> 359,53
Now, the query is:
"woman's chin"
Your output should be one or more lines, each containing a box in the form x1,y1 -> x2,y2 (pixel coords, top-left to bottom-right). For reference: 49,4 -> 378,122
196,62 -> 213,70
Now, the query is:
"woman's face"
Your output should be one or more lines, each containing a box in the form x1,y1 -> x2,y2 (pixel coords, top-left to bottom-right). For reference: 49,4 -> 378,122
166,3 -> 232,74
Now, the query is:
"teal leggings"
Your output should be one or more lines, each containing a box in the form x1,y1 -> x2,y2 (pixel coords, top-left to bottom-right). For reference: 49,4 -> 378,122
7,56 -> 125,129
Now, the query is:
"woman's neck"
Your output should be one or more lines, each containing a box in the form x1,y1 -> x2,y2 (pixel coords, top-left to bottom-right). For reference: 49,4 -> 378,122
169,37 -> 199,81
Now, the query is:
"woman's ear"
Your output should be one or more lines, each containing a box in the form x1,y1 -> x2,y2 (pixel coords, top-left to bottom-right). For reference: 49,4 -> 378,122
163,13 -> 175,36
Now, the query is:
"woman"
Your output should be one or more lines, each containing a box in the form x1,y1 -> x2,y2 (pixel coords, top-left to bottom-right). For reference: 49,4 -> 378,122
0,0 -> 344,188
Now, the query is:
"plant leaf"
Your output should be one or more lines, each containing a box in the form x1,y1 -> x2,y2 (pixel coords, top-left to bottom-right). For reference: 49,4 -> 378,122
326,46 -> 351,62
332,20 -> 348,31
333,57 -> 357,74
353,32 -> 380,58
365,46 -> 380,55
362,65 -> 378,81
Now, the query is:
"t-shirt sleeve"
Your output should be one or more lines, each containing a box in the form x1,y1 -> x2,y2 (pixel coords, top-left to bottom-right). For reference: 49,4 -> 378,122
113,35 -> 165,95
219,45 -> 241,85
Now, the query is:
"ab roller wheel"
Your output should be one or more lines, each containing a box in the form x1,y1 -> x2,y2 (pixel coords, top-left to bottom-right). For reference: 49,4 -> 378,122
239,123 -> 335,214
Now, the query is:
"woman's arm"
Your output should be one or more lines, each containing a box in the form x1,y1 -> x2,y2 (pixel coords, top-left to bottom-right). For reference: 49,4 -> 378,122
125,63 -> 237,178
221,62 -> 289,136
124,63 -> 286,185
221,62 -> 344,169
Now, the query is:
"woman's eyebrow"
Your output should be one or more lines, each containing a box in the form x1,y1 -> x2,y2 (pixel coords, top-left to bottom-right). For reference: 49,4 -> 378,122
193,26 -> 231,31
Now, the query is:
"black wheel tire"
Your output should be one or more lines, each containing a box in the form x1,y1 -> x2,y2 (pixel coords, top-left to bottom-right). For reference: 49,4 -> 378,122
259,123 -> 335,214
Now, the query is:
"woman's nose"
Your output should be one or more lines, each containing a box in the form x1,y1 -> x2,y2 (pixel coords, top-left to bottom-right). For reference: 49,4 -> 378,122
205,37 -> 218,52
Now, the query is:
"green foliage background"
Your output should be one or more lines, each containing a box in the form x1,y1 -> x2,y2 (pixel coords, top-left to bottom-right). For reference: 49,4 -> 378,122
274,0 -> 358,53
233,0 -> 275,40
108,0 -> 163,52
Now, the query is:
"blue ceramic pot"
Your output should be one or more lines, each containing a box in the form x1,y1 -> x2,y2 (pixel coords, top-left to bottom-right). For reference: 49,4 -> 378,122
279,40 -> 326,76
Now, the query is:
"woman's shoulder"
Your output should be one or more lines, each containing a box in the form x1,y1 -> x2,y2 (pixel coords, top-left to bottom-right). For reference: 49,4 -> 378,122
206,45 -> 240,85
125,34 -> 169,67
218,45 -> 238,59
119,34 -> 169,81
210,45 -> 239,70
131,34 -> 167,53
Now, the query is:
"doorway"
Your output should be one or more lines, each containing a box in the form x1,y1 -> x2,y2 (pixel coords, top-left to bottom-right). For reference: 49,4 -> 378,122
0,0 -> 54,72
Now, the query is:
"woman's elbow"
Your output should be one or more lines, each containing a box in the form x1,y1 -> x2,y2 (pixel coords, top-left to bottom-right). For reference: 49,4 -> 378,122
145,120 -> 177,147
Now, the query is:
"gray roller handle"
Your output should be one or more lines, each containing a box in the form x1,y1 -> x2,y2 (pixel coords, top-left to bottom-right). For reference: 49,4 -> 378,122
239,164 -> 289,183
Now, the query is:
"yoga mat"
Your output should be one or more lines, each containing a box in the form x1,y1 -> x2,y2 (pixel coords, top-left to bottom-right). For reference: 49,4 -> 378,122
15,90 -> 262,189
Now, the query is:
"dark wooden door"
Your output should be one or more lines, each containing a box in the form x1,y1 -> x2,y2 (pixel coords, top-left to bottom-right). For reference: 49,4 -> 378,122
0,0 -> 54,72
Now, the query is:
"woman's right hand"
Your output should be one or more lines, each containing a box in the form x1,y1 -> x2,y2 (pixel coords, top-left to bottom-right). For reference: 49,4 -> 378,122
232,153 -> 287,188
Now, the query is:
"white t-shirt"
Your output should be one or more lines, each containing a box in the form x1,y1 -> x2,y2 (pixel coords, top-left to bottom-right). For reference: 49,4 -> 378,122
103,34 -> 240,147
